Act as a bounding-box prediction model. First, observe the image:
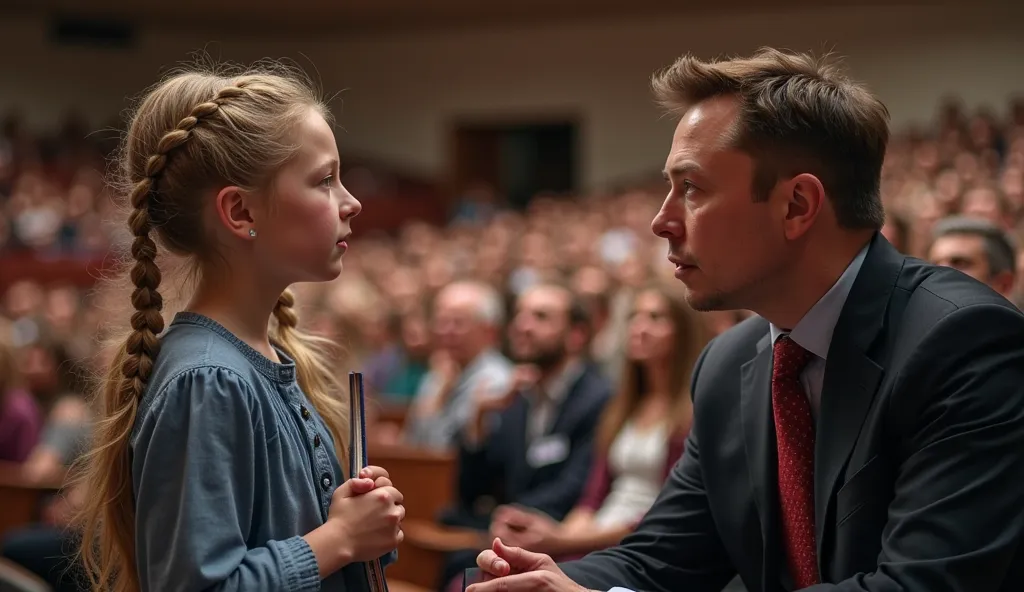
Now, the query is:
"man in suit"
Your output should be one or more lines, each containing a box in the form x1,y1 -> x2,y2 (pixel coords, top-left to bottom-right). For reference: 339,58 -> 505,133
439,281 -> 613,587
464,48 -> 1024,592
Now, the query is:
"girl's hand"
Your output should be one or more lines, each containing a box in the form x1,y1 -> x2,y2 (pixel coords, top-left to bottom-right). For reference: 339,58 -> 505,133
329,475 -> 406,563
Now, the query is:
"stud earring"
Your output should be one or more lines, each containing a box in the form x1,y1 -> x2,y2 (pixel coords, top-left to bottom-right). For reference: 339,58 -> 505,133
249,229 -> 257,238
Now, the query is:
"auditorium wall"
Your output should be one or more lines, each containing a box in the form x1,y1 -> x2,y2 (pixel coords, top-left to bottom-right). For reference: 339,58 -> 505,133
0,2 -> 1022,189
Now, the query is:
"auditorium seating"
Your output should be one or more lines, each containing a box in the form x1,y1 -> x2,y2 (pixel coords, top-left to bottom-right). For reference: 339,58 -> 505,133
0,463 -> 61,542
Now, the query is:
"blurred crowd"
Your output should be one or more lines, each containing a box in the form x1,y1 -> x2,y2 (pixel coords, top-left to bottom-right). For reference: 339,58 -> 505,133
1,96 -> 1023,590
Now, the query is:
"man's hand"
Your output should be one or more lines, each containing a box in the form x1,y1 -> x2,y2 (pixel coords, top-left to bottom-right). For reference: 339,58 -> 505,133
466,538 -> 594,592
415,350 -> 462,417
489,505 -> 561,554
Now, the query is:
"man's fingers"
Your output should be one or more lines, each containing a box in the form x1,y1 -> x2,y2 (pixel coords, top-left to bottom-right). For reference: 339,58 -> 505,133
493,537 -> 548,570
476,550 -> 510,577
466,572 -> 547,592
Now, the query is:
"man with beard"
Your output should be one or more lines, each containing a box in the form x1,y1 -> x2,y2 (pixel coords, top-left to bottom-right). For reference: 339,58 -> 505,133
436,281 -> 613,590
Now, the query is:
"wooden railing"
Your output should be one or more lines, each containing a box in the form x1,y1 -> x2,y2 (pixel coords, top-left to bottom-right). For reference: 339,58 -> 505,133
0,462 -> 62,541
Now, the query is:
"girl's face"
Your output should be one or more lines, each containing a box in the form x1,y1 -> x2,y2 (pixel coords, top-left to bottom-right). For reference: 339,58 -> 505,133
254,109 -> 362,285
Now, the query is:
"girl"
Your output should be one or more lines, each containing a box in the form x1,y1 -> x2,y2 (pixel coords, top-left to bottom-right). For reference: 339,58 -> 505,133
490,281 -> 709,557
76,63 -> 404,592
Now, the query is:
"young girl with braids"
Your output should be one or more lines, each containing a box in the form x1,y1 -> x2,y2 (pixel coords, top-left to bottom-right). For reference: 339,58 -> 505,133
75,63 -> 405,592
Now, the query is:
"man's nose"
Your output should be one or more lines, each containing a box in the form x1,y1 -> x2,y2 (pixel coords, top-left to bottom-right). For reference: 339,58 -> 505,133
651,202 -> 684,240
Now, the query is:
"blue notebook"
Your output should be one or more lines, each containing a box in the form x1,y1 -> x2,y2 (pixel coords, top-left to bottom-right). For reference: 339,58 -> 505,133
349,372 -> 390,592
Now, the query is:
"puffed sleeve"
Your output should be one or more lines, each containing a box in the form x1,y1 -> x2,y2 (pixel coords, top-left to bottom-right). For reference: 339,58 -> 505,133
131,367 -> 320,592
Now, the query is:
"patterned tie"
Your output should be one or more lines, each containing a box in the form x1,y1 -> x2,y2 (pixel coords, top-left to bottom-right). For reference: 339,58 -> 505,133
772,335 -> 819,588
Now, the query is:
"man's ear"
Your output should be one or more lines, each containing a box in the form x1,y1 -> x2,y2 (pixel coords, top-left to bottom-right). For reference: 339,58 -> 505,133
778,173 -> 826,241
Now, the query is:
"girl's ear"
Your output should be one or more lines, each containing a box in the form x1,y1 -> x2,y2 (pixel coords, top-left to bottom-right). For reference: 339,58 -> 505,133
214,185 -> 256,240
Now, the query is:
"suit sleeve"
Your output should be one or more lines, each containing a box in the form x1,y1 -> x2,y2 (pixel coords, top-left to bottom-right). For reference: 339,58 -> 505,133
807,302 -> 1024,592
456,429 -> 500,509
559,344 -> 736,592
132,367 -> 320,592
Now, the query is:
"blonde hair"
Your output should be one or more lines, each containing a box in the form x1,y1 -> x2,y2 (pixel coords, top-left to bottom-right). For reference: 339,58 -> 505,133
595,282 -> 710,454
75,61 -> 349,592
0,317 -> 20,399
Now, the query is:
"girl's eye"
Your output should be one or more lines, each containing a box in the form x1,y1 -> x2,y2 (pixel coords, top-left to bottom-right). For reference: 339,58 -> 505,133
320,175 -> 334,187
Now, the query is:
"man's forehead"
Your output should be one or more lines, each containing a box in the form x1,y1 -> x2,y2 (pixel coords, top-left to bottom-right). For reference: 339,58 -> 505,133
667,97 -> 741,170
673,96 -> 741,143
520,286 -> 570,310
932,234 -> 985,256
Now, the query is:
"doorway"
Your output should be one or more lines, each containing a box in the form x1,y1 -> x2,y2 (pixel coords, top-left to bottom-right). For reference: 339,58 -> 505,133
450,118 -> 579,210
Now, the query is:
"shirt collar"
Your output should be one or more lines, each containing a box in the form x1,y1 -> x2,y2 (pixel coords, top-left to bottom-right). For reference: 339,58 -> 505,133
537,358 -> 585,404
769,243 -> 869,360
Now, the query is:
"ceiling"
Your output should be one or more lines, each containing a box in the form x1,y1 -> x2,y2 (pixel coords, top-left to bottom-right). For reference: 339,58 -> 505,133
3,0 -> 955,35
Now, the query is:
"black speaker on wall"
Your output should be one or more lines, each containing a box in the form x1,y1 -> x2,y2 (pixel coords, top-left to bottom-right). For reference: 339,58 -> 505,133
48,16 -> 136,49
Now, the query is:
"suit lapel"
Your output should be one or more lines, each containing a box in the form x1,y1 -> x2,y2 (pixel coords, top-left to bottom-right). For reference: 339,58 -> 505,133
740,331 -> 781,582
813,233 -> 903,565
506,397 -> 532,488
545,368 -> 585,437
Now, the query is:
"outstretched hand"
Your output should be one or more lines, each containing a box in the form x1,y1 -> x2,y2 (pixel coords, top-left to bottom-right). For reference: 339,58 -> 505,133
466,538 -> 593,592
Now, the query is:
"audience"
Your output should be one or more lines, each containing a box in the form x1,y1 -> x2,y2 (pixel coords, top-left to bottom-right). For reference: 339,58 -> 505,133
437,281 -> 613,588
0,317 -> 42,462
487,280 -> 710,559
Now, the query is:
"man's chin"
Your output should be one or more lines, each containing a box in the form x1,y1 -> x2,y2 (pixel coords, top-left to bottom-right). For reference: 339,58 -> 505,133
683,288 -> 730,313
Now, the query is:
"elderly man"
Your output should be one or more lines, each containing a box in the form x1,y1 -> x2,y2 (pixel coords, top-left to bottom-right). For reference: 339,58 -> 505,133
403,280 -> 513,450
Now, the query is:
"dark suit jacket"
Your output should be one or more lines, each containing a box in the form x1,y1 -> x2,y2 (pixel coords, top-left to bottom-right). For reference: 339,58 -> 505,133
442,363 -> 612,529
560,234 -> 1024,592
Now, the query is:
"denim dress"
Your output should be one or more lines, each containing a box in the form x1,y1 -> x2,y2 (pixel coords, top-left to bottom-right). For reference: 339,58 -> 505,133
130,312 -> 395,591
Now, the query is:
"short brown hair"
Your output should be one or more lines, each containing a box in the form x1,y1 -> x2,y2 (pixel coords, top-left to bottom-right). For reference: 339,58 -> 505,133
652,47 -> 889,230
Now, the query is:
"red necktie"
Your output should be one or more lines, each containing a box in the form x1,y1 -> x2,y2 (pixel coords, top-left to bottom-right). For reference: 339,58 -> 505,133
772,335 -> 820,588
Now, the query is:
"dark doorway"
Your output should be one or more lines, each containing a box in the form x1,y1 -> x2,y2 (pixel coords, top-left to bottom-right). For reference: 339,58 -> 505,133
451,119 -> 578,210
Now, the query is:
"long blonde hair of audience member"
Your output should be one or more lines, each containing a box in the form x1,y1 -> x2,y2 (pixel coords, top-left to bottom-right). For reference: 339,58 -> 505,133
595,281 -> 710,454
75,62 -> 349,592
0,318 -> 20,402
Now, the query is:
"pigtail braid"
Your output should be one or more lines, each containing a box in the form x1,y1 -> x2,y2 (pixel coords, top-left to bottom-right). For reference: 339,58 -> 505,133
272,287 -> 350,465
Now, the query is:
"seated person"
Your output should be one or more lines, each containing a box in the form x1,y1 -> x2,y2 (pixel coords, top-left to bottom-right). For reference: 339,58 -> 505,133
2,343 -> 95,592
403,281 -> 513,450
0,317 -> 42,462
928,215 -> 1017,301
489,282 -> 709,558
438,282 -> 613,588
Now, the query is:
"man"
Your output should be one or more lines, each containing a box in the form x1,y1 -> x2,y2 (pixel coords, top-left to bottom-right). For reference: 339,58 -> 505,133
403,280 -> 513,450
466,48 -> 1024,592
440,281 -> 612,587
928,215 -> 1017,300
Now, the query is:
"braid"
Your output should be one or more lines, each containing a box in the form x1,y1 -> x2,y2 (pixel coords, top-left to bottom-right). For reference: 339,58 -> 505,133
273,288 -> 299,331
121,83 -> 249,399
